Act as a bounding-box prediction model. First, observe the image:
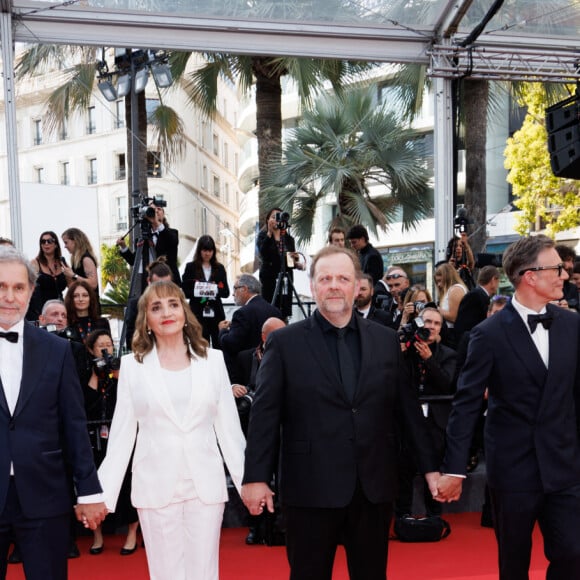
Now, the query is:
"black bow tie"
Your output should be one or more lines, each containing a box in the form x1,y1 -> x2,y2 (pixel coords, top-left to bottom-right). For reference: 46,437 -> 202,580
0,331 -> 18,343
527,313 -> 553,334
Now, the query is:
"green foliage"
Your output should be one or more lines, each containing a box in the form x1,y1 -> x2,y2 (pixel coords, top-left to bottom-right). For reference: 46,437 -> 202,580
504,83 -> 580,237
100,244 -> 130,319
262,88 -> 431,245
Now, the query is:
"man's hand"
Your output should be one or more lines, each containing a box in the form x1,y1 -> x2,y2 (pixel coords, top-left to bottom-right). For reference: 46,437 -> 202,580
116,237 -> 127,250
435,475 -> 463,503
218,320 -> 231,331
424,472 -> 440,499
75,502 -> 108,530
414,340 -> 432,361
241,482 -> 275,515
232,384 -> 248,398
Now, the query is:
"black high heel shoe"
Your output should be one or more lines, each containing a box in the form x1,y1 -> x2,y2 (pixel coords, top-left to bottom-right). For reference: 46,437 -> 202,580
89,544 -> 104,555
120,544 -> 138,556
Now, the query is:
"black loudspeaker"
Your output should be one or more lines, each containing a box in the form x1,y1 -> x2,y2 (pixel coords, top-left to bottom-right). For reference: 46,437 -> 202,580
546,95 -> 580,179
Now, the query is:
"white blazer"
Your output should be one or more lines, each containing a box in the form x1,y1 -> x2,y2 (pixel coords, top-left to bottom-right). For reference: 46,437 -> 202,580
98,346 -> 245,511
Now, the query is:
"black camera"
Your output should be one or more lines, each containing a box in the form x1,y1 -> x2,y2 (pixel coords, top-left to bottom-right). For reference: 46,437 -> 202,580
453,206 -> 472,234
398,317 -> 431,346
414,301 -> 427,313
375,293 -> 397,315
275,211 -> 290,231
93,349 -> 121,380
130,195 -> 167,239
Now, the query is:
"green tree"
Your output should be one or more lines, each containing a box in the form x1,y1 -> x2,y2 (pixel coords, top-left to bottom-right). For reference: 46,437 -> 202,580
504,83 -> 580,237
100,243 -> 130,319
261,88 -> 431,245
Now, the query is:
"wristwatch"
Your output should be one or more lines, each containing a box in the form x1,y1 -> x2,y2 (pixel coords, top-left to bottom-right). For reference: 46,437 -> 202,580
73,274 -> 79,280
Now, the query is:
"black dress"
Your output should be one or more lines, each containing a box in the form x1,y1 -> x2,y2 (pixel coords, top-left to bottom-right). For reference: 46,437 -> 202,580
182,262 -> 230,348
74,252 -> 101,311
26,270 -> 67,322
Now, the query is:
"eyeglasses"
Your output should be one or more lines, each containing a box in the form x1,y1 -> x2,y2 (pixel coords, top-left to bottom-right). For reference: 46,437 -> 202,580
41,238 -> 56,245
518,263 -> 564,277
386,273 -> 407,280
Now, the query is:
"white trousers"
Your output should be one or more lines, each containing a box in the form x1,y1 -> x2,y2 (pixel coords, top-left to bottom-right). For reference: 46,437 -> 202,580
138,499 -> 225,580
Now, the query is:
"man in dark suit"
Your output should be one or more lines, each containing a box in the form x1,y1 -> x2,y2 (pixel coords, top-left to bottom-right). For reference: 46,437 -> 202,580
438,234 -> 580,579
0,247 -> 106,580
355,273 -> 392,326
117,200 -> 181,287
219,274 -> 283,378
453,265 -> 500,341
346,224 -> 384,284
242,246 -> 439,580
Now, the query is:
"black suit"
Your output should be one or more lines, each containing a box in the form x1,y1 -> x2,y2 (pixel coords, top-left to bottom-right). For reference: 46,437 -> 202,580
453,285 -> 490,341
443,302 -> 580,579
358,243 -> 383,285
219,295 -> 283,378
120,226 -> 181,287
244,314 -> 437,579
357,304 -> 393,327
0,324 -> 101,579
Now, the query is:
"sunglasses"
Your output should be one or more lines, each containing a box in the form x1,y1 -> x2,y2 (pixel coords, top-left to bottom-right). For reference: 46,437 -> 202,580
386,273 -> 407,280
40,238 -> 56,245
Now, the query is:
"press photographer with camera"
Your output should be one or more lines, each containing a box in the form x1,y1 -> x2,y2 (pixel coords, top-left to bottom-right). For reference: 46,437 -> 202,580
116,197 -> 181,287
398,285 -> 433,330
396,307 -> 456,525
256,208 -> 304,314
83,330 -> 139,556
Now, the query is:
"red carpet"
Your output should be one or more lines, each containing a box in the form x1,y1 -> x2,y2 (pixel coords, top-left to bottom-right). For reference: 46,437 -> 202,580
7,513 -> 549,579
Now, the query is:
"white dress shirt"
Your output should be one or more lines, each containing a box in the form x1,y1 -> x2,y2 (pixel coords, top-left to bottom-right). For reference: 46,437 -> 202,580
511,294 -> 550,368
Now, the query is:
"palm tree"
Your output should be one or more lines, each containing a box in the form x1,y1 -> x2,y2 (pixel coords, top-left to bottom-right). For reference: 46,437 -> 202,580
260,88 -> 431,245
178,53 -> 374,220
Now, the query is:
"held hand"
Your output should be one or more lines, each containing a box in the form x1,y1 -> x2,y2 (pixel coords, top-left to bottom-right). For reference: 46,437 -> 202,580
424,472 -> 441,499
435,475 -> 463,503
218,320 -> 231,331
232,384 -> 248,398
241,482 -> 275,516
75,502 -> 108,530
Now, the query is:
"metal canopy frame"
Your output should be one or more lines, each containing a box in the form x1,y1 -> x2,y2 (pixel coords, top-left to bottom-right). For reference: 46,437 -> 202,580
3,0 -> 580,250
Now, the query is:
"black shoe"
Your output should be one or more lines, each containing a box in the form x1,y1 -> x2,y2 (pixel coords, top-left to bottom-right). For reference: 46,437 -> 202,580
245,528 -> 262,545
68,543 -> 80,559
7,546 -> 21,564
120,545 -> 138,556
89,545 -> 104,555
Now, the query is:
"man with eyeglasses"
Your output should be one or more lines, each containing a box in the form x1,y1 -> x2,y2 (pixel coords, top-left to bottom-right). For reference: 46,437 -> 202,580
373,267 -> 410,328
437,234 -> 580,579
218,274 -> 283,378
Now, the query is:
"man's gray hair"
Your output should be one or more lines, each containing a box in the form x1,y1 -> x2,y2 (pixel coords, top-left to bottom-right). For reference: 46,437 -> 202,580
237,274 -> 261,295
41,299 -> 65,316
0,246 -> 36,287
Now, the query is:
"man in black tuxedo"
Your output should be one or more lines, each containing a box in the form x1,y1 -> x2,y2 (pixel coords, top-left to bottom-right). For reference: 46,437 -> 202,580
242,246 -> 439,580
355,273 -> 392,326
117,201 -> 181,287
219,274 -> 283,378
438,235 -> 580,579
453,265 -> 500,342
0,247 -> 106,580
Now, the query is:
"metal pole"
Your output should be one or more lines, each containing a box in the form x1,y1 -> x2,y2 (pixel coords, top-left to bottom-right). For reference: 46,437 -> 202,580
0,2 -> 23,248
129,49 -> 141,241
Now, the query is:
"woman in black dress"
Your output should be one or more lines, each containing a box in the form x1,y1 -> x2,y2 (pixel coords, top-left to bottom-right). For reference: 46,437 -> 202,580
83,330 -> 139,555
182,235 -> 230,348
64,280 -> 110,344
26,231 -> 67,322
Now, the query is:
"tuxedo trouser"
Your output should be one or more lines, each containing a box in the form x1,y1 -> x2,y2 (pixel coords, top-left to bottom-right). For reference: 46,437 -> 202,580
0,477 -> 69,580
284,482 -> 392,580
138,498 -> 225,580
489,484 -> 580,580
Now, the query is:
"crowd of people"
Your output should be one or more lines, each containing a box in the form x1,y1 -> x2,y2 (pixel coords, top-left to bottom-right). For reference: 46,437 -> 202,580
1,210 -> 580,580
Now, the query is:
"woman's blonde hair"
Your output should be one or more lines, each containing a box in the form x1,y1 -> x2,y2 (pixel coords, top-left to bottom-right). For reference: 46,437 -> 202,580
62,228 -> 98,270
132,281 -> 208,362
434,262 -> 466,302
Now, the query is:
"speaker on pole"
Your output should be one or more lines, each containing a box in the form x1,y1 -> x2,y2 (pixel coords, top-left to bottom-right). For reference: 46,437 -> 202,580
546,93 -> 580,179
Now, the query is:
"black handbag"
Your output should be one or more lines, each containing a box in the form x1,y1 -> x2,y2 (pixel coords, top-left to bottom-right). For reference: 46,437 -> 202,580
394,515 -> 451,542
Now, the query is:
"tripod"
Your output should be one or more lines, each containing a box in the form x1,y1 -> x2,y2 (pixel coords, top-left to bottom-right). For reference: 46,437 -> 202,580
119,220 -> 156,350
271,231 -> 307,319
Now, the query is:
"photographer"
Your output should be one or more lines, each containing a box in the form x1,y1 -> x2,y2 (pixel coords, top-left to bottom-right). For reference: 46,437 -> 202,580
83,330 -> 139,556
257,208 -> 303,315
117,198 -> 181,287
396,307 -> 456,521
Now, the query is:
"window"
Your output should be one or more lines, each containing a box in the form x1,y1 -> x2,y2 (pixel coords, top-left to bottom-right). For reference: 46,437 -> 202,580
60,162 -> 70,185
234,153 -> 239,175
213,175 -> 220,198
147,151 -> 162,178
87,106 -> 96,135
146,99 -> 160,123
201,120 -> 208,149
115,100 -> 125,129
116,153 -> 126,180
88,158 -> 97,184
225,182 -> 230,205
201,207 -> 208,234
59,118 -> 68,141
223,142 -> 229,169
213,133 -> 219,156
116,196 -> 128,231
35,167 -> 44,183
201,165 -> 208,190
33,120 -> 42,146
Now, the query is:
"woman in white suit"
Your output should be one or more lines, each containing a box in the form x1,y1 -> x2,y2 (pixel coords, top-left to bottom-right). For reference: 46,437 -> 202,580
98,281 -> 245,580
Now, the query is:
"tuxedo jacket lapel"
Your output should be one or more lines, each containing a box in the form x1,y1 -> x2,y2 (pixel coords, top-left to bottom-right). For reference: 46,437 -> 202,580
14,324 -> 44,417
